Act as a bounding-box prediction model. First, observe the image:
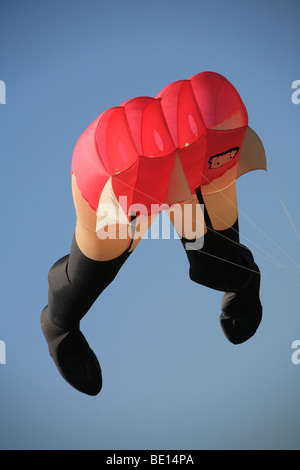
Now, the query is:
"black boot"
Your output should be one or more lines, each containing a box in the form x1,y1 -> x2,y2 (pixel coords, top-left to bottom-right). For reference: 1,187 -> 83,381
220,246 -> 262,344
41,236 -> 131,395
181,188 -> 262,344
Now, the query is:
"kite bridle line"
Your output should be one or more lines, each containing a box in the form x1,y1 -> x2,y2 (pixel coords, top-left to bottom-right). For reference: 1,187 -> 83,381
97,171 -> 300,290
199,171 -> 300,270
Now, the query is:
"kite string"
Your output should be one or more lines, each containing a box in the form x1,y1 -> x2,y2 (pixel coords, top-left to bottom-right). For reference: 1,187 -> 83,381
267,170 -> 300,243
199,173 -> 300,269
115,174 -> 299,270
104,175 -> 300,288
209,213 -> 299,276
176,238 -> 300,290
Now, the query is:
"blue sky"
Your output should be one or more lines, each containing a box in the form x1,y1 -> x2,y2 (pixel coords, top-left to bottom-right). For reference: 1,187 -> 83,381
0,0 -> 299,450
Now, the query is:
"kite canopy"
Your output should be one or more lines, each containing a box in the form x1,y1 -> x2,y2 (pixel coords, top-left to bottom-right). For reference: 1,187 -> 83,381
71,72 -> 266,223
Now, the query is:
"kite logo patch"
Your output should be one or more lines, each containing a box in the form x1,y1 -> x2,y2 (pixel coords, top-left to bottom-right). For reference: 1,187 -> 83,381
208,146 -> 239,169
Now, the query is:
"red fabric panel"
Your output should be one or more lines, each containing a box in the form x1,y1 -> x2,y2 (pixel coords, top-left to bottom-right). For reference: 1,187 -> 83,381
132,152 -> 176,213
190,72 -> 248,129
95,107 -> 139,175
202,127 -> 247,185
71,114 -> 109,211
72,71 -> 249,214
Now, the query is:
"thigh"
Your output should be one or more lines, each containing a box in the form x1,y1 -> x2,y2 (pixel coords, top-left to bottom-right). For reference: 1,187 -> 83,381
166,194 -> 206,240
167,182 -> 238,239
71,174 -> 153,261
202,182 -> 238,230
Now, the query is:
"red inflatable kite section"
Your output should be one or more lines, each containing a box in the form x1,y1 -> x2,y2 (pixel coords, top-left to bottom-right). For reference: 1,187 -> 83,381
71,72 -> 250,215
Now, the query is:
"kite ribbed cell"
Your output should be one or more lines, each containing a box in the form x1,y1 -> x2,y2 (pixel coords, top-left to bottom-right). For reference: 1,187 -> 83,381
71,71 -> 265,218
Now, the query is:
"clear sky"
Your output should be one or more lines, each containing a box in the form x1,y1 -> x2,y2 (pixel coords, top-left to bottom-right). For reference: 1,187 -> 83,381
0,0 -> 299,450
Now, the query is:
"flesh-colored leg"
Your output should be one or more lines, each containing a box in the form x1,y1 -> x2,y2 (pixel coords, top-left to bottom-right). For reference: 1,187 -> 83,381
202,182 -> 238,230
166,194 -> 207,239
71,174 -> 153,261
167,182 -> 238,237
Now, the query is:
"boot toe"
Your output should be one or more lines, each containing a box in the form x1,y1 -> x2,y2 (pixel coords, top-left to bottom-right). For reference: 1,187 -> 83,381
54,330 -> 103,396
220,293 -> 262,345
41,308 -> 102,396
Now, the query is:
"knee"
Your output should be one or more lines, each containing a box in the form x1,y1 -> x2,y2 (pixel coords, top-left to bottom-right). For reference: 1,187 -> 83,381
75,222 -> 133,261
48,255 -> 70,291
